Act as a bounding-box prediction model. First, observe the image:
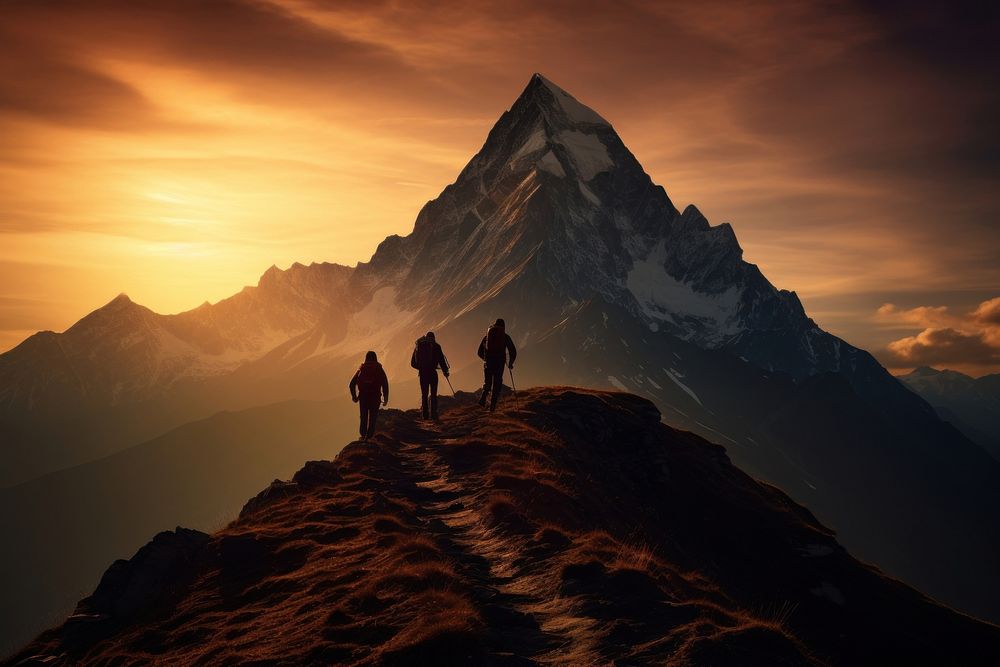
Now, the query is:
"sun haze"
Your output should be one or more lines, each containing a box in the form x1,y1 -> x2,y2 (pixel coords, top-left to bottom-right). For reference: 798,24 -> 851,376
1,0 -> 997,374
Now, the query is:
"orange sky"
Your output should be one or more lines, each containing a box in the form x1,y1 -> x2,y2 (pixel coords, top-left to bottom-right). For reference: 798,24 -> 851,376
1,0 -> 998,374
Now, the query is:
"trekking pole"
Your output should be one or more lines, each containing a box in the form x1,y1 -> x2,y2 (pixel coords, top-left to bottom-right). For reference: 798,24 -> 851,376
443,355 -> 456,396
508,366 -> 518,409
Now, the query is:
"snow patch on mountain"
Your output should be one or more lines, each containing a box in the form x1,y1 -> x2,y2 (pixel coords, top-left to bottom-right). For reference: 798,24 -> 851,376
663,367 -> 702,406
627,241 -> 740,343
607,375 -> 628,391
534,74 -> 610,126
557,130 -> 613,180
513,128 -> 547,162
536,150 -> 566,177
334,287 -> 418,364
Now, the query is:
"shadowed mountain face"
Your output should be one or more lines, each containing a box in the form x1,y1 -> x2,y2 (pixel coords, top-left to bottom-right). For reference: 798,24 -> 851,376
2,73 -> 999,648
9,389 -> 999,666
898,366 -> 1000,460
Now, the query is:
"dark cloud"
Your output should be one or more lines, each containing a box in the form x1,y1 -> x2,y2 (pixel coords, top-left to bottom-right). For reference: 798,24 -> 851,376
5,0 -> 403,71
0,61 -> 144,126
0,0 -> 424,128
861,0 -> 1000,79
0,28 -> 157,129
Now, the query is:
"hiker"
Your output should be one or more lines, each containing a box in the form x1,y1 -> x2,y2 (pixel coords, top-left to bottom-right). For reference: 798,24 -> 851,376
410,331 -> 450,420
477,318 -> 517,412
349,351 -> 389,441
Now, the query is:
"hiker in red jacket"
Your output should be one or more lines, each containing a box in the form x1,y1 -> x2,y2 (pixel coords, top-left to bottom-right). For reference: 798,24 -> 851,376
477,318 -> 517,412
349,351 -> 389,441
410,331 -> 450,420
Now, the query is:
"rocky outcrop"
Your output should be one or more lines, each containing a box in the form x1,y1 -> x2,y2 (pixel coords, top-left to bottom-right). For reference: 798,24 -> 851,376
9,388 -> 999,665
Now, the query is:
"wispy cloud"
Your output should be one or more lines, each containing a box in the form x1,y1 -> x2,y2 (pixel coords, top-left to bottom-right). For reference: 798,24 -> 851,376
0,0 -> 997,372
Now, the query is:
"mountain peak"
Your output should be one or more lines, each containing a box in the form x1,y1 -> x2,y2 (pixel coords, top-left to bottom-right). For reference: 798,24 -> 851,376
90,292 -> 139,315
61,291 -> 149,338
454,74 -> 620,191
257,263 -> 283,288
520,73 -> 611,128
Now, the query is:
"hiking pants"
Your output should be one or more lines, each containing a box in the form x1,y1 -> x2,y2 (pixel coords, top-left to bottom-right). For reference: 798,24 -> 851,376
482,363 -> 505,408
419,371 -> 439,418
359,397 -> 380,439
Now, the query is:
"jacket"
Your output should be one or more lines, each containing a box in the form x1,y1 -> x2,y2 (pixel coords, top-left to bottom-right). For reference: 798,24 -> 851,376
349,362 -> 389,402
410,337 -> 449,376
477,329 -> 517,367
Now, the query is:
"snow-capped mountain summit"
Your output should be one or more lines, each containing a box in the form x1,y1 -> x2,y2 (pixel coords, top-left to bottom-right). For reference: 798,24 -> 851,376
325,73 -> 824,373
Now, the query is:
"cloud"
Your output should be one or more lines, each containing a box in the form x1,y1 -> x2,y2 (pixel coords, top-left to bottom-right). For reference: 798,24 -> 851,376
972,297 -> 1000,326
875,303 -> 954,328
885,328 -> 1000,367
0,47 -> 155,129
877,297 -> 1000,370
0,0 -> 427,132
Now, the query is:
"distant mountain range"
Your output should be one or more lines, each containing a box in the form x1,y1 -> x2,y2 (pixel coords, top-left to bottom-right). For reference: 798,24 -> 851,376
898,366 -> 1000,460
10,389 -> 1000,665
2,74 -> 998,652
0,262 -> 353,485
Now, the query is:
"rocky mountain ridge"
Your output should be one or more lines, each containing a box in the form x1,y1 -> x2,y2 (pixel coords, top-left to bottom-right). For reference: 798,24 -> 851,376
9,388 -> 1000,666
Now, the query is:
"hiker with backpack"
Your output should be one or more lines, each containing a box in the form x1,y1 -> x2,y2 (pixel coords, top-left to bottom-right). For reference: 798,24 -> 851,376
410,331 -> 450,420
477,318 -> 517,412
349,350 -> 389,441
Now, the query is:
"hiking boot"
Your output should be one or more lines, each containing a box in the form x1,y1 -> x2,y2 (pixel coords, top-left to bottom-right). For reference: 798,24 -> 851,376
478,394 -> 487,407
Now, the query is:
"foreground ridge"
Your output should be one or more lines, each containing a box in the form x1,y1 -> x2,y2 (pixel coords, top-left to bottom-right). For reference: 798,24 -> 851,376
11,387 -> 999,665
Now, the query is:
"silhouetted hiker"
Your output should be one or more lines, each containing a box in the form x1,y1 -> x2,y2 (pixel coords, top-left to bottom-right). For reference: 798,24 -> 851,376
477,318 -> 517,412
349,351 -> 389,441
410,331 -> 450,420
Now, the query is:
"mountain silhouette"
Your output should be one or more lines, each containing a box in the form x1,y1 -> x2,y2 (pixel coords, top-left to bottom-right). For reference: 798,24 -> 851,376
899,366 -> 1000,460
8,388 -> 999,666
1,73 -> 999,649
0,262 -> 352,485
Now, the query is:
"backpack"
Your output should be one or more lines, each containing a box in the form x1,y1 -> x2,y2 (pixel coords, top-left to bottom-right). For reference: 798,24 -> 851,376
485,324 -> 506,357
415,338 -> 435,371
357,362 -> 381,390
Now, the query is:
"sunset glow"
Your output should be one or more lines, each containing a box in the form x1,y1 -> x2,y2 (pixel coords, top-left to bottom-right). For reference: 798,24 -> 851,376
1,0 -> 997,373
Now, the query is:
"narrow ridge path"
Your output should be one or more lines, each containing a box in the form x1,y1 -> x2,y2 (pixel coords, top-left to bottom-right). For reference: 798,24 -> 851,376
379,406 -> 594,663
